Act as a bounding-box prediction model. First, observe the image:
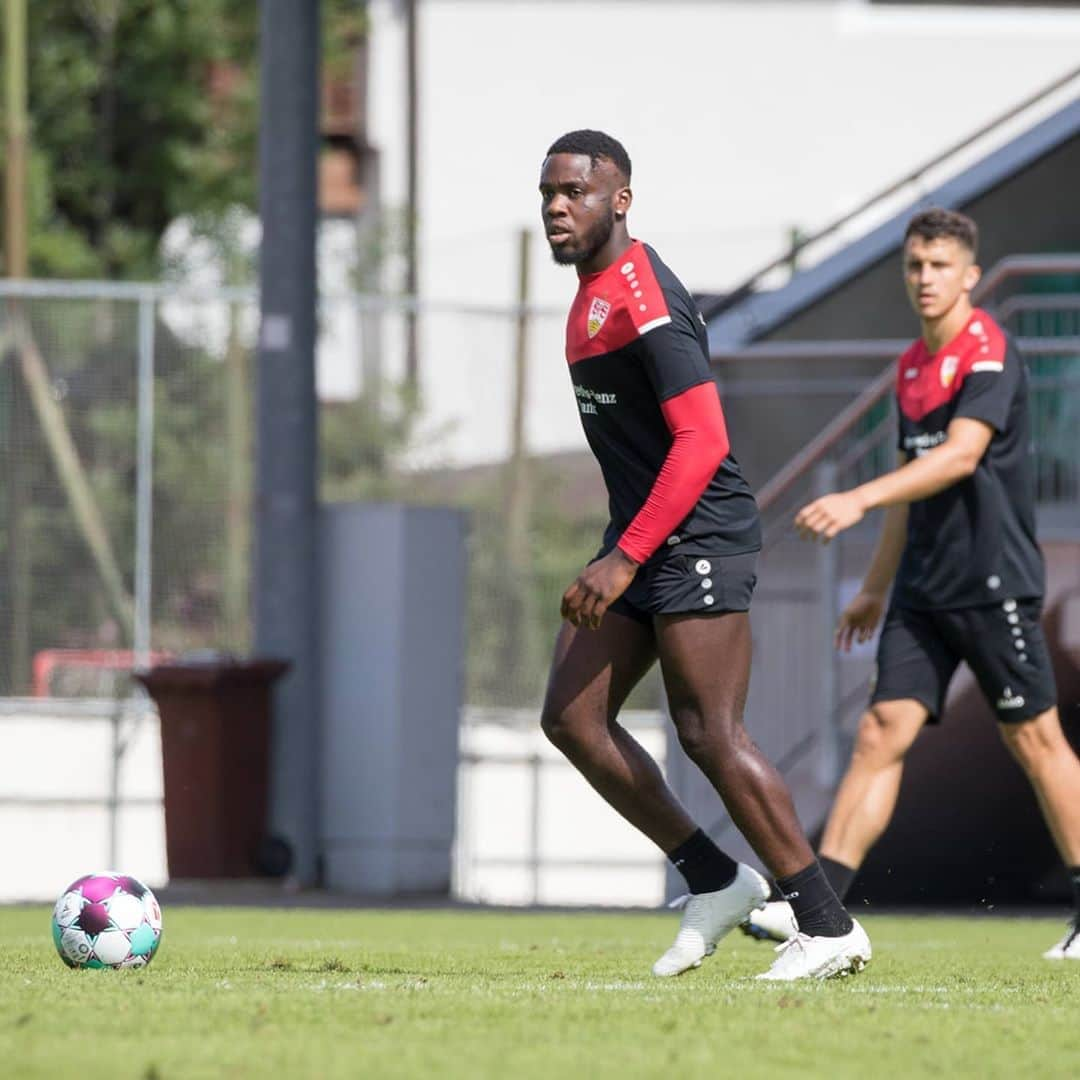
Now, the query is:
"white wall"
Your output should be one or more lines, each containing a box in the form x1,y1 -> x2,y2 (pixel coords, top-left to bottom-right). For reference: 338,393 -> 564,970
368,0 -> 1080,307
1,703 -> 667,907
0,705 -> 168,904
454,711 -> 667,907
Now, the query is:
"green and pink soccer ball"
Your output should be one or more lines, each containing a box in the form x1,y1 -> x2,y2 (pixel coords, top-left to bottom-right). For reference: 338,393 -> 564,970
51,873 -> 163,969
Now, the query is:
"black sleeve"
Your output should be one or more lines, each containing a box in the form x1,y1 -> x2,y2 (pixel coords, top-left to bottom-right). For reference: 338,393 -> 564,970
953,342 -> 1022,433
639,289 -> 713,403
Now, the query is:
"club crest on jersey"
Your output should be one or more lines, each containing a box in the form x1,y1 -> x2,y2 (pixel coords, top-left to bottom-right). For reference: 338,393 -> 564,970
940,355 -> 959,388
587,297 -> 611,339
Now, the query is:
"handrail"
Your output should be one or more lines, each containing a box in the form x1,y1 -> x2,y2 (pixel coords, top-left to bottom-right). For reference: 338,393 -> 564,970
756,363 -> 895,513
997,293 -> 1080,322
972,253 -> 1080,299
706,66 -> 1080,318
744,254 -> 1080,514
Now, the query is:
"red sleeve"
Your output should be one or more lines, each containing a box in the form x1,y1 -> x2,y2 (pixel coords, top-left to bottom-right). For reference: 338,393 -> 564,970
616,381 -> 730,565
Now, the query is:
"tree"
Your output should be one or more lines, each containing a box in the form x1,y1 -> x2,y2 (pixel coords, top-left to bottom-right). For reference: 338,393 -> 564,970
14,0 -> 256,279
0,1 -> 371,691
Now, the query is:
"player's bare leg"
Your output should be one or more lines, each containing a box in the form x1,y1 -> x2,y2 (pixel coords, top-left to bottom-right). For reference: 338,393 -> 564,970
540,611 -> 694,850
999,707 -> 1080,959
747,698 -> 926,944
655,610 -> 869,979
541,610 -> 773,975
998,707 -> 1080,862
818,699 -> 929,868
656,611 -> 817,877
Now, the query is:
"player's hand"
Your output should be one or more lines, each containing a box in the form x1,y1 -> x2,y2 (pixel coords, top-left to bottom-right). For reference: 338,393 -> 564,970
794,490 -> 866,543
561,549 -> 640,629
835,590 -> 885,652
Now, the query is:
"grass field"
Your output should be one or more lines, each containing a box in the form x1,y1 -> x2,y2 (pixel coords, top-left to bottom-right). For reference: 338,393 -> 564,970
1,905 -> 1077,1079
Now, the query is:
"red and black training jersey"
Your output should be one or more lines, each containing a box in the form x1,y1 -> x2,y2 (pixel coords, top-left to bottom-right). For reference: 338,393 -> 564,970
564,239 -> 760,565
893,308 -> 1043,610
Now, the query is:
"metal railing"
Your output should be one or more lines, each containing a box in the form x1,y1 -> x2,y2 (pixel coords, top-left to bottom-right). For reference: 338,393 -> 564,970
723,254 -> 1080,519
452,707 -> 667,906
700,254 -> 1080,817
0,697 -> 159,900
0,282 -> 579,708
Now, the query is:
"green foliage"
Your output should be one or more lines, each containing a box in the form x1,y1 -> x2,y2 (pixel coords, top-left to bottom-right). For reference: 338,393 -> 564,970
464,465 -> 607,709
20,0 -> 257,279
0,301 -> 237,675
0,1 -> 373,688
8,0 -> 368,280
320,383 -> 427,502
1,907 -> 1078,1078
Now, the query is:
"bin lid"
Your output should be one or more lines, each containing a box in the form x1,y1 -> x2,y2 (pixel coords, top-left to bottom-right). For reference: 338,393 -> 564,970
132,657 -> 291,692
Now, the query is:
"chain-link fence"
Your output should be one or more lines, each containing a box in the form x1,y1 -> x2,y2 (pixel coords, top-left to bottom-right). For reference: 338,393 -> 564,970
0,282 -> 620,709
3,275 -> 1077,721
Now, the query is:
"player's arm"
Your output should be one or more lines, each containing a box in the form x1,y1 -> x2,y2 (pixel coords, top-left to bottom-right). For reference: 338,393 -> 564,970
561,381 -> 729,629
851,416 -> 992,509
617,381 -> 729,562
835,456 -> 908,652
795,417 -> 993,542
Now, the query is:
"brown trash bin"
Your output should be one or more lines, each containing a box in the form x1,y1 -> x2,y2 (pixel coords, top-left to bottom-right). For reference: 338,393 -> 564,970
134,657 -> 290,878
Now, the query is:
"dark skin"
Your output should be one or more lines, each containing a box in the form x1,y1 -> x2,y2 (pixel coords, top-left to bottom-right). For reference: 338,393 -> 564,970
539,150 -> 816,876
539,151 -> 641,629
541,610 -> 815,877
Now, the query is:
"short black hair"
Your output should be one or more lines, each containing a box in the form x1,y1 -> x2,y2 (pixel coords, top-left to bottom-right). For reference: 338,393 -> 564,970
904,208 -> 978,257
545,130 -> 631,182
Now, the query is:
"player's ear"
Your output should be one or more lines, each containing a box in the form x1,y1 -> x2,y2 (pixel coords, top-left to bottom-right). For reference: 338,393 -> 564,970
963,261 -> 981,293
614,185 -> 632,220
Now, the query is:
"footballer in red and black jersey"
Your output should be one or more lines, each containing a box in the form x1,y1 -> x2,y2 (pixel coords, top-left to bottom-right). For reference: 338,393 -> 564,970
892,308 -> 1043,610
565,239 -> 760,566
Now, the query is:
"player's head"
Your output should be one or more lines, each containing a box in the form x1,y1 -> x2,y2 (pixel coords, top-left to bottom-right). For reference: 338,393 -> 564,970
539,130 -> 632,268
902,209 -> 980,322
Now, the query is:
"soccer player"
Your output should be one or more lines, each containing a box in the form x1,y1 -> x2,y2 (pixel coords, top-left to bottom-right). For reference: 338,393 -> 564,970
537,129 -> 870,980
745,209 -> 1080,960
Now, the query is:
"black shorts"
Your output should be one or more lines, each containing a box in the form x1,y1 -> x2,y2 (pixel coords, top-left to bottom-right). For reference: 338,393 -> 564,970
870,599 -> 1057,724
603,549 -> 758,625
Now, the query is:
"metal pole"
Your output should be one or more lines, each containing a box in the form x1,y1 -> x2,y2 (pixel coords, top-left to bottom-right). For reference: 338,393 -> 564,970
814,461 -> 842,788
4,0 -> 28,279
223,295 -> 251,653
4,0 -> 29,692
133,293 -> 155,669
528,753 -> 541,904
107,706 -> 121,869
403,0 -> 419,388
256,0 -> 321,886
5,332 -> 29,693
500,228 -> 534,693
509,228 -> 531,467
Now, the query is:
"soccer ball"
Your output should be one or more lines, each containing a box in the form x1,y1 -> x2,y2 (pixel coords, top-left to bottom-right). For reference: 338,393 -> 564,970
51,873 -> 163,969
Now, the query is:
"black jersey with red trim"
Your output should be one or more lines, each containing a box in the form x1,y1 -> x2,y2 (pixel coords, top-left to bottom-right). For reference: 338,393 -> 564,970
564,240 -> 760,563
892,308 -> 1043,610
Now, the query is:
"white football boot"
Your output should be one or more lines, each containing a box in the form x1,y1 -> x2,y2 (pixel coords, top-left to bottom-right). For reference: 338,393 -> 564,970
741,900 -> 798,943
755,918 -> 871,981
1043,921 -> 1080,960
652,863 -> 770,977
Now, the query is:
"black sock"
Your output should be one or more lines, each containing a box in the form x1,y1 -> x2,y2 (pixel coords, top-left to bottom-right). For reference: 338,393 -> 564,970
819,855 -> 857,902
667,828 -> 738,894
1069,866 -> 1080,923
777,860 -> 854,938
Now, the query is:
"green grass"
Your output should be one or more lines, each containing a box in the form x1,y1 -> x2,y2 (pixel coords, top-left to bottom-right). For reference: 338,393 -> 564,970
1,906 -> 1077,1079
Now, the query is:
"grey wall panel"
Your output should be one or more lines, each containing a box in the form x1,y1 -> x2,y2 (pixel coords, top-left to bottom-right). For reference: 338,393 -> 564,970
319,503 -> 466,895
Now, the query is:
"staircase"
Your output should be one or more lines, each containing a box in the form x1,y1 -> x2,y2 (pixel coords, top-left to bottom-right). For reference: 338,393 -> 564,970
666,256 -> 1080,901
